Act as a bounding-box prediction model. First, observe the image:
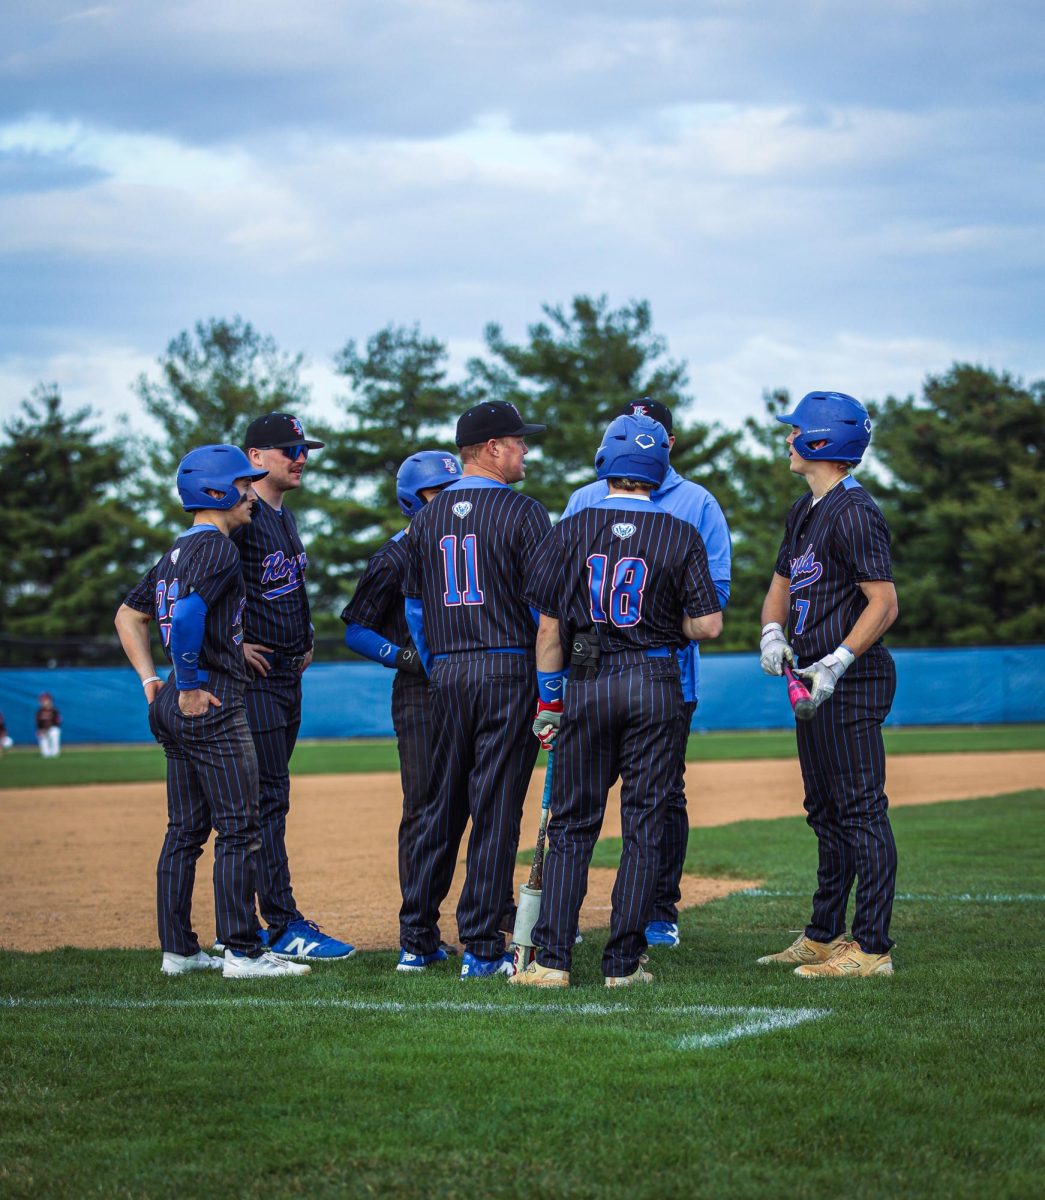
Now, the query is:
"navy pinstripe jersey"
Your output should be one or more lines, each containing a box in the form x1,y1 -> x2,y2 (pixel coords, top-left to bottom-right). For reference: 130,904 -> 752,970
340,529 -> 411,645
522,496 -> 721,651
774,475 -> 894,662
231,498 -> 311,653
123,526 -> 250,684
403,478 -> 551,653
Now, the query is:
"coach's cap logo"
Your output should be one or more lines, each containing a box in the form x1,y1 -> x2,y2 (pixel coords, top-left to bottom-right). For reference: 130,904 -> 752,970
612,522 -> 636,539
452,501 -> 473,518
635,434 -> 656,449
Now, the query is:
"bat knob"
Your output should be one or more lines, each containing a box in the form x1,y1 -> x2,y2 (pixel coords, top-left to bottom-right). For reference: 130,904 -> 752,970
795,698 -> 816,721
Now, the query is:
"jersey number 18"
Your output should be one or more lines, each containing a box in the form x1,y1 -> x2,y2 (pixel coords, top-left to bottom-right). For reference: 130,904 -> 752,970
587,555 -> 647,627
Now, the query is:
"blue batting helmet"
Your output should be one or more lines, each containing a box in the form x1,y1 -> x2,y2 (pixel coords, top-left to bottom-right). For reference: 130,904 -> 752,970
177,445 -> 268,512
776,391 -> 871,463
396,450 -> 461,516
594,414 -> 670,487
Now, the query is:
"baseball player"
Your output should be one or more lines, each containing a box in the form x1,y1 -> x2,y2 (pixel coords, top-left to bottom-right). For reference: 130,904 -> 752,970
230,412 -> 355,961
511,414 -> 722,988
562,398 -> 732,948
340,449 -> 461,900
756,391 -> 900,978
397,401 -> 551,978
35,694 -> 61,758
114,444 -> 310,978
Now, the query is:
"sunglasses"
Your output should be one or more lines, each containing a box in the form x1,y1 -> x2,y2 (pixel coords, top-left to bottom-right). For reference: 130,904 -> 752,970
262,444 -> 309,462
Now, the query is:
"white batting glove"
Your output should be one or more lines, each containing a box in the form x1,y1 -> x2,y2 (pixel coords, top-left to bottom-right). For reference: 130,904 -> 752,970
795,646 -> 856,707
759,622 -> 794,676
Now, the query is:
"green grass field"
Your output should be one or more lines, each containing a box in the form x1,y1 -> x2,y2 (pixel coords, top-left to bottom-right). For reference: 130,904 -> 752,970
2,791 -> 1043,1199
1,722 -> 1042,789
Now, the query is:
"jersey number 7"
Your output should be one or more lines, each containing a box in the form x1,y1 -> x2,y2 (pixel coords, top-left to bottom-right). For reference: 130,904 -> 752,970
587,554 -> 647,627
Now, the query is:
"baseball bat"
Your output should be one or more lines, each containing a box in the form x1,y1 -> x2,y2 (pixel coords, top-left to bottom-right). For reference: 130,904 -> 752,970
783,663 -> 816,722
510,747 -> 556,972
527,745 -> 555,890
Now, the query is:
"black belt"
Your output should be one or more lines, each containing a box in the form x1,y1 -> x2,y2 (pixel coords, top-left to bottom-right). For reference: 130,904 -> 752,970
263,651 -> 308,671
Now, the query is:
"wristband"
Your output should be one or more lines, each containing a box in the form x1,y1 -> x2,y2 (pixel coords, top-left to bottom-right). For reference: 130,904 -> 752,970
536,669 -> 565,703
141,676 -> 161,687
834,644 -> 856,670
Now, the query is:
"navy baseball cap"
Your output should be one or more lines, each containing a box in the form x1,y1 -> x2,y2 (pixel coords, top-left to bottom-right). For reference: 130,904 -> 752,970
455,401 -> 546,448
618,397 -> 673,435
244,413 -> 325,451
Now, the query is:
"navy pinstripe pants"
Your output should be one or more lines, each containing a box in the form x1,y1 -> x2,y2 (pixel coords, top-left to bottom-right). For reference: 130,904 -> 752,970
149,677 -> 261,956
534,656 -> 685,977
649,698 -> 698,924
796,649 -> 898,954
391,674 -> 435,894
399,652 -> 538,960
243,669 -> 303,937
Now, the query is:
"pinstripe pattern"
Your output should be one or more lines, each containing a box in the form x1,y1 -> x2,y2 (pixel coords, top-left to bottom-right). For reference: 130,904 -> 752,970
533,658 -> 685,975
649,697 -> 698,924
523,497 -> 719,976
150,677 -> 261,955
126,527 -> 261,957
399,652 -> 538,959
797,651 -> 897,953
403,480 -> 551,652
776,475 -> 898,955
243,671 -> 303,933
342,529 -> 435,895
391,676 -> 436,892
232,498 -> 312,653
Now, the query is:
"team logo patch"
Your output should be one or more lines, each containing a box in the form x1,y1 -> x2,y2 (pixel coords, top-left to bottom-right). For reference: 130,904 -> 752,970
452,501 -> 472,518
170,549 -> 180,565
443,457 -> 459,474
290,416 -> 304,437
612,522 -> 637,539
635,434 -> 656,449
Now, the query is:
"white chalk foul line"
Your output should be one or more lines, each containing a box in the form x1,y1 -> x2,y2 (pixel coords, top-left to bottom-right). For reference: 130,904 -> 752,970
1,997 -> 830,1051
738,889 -> 1045,903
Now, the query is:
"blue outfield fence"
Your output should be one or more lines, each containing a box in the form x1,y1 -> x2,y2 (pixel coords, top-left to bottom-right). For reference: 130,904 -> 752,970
1,646 -> 1043,746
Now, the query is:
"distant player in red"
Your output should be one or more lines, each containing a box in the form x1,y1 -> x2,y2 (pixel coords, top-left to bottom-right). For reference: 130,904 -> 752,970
757,392 -> 900,978
35,693 -> 61,758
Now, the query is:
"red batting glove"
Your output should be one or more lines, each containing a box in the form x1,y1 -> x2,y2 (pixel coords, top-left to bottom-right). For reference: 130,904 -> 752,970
532,699 -> 563,750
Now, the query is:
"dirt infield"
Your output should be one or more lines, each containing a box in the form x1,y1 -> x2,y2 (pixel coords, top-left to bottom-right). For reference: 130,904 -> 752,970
1,752 -> 1041,953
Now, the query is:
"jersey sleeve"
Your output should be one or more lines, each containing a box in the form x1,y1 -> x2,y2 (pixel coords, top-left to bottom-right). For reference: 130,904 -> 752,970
184,536 -> 242,607
834,500 -> 894,582
402,515 -> 424,600
123,563 -> 158,616
522,526 -> 566,617
697,494 -> 732,588
514,499 -> 553,580
681,531 -> 722,618
341,555 -> 399,632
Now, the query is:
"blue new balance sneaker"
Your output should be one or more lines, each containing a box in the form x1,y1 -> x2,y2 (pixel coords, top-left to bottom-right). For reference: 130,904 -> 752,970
460,950 -> 515,979
396,947 -> 450,972
268,919 -> 356,961
645,921 -> 680,948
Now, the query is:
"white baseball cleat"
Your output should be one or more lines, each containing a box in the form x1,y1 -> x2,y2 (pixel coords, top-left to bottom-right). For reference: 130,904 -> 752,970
223,949 -> 311,979
161,950 -> 224,976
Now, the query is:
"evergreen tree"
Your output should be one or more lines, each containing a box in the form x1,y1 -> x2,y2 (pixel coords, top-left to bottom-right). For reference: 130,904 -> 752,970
467,294 -> 738,518
0,386 -> 155,661
133,317 -> 310,529
872,364 -> 1044,644
307,324 -> 465,625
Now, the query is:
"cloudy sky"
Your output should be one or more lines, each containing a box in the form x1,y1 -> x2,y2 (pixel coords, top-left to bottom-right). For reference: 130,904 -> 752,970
1,0 -> 1042,436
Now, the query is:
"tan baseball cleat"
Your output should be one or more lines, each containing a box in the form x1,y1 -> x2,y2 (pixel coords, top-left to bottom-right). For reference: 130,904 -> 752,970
756,932 -> 847,966
605,965 -> 654,988
509,961 -> 570,988
794,940 -> 894,978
